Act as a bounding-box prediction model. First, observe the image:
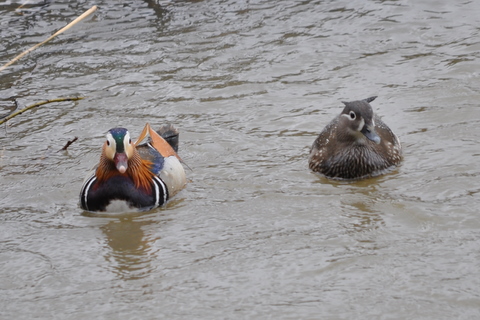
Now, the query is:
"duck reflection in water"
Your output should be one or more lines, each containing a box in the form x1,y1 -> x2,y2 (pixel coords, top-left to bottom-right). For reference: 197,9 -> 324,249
100,216 -> 161,280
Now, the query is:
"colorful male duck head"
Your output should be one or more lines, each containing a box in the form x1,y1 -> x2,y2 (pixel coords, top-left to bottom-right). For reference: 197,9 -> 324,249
104,128 -> 134,174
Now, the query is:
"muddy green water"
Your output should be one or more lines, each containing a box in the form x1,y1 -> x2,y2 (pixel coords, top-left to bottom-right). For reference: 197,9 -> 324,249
1,0 -> 480,319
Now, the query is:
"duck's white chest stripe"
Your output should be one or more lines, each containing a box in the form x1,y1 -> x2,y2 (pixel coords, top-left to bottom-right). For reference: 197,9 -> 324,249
152,176 -> 168,206
81,175 -> 97,211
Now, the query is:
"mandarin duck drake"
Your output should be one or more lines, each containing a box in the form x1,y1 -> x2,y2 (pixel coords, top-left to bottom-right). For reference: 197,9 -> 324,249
308,96 -> 402,179
80,123 -> 187,212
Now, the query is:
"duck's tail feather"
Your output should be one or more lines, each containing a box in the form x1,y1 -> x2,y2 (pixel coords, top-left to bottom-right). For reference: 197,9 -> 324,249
156,124 -> 180,152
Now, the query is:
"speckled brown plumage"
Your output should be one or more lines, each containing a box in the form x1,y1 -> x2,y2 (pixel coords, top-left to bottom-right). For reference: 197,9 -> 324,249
308,96 -> 402,179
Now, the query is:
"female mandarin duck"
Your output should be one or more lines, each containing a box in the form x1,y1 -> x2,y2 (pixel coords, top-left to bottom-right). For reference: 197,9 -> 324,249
308,96 -> 402,179
80,123 -> 186,212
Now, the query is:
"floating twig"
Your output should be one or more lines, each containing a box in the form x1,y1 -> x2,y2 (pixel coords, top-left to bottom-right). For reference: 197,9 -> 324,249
60,137 -> 78,151
16,0 -> 32,11
0,5 -> 98,72
0,96 -> 84,125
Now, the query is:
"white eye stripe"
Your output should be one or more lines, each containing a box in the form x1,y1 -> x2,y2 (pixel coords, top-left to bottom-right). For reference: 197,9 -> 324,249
125,131 -> 131,141
123,132 -> 131,146
104,132 -> 117,160
342,112 -> 358,121
123,131 -> 134,157
106,133 -> 116,148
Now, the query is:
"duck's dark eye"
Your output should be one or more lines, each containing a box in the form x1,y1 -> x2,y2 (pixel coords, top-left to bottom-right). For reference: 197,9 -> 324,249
349,111 -> 356,120
129,138 -> 132,144
106,140 -> 110,146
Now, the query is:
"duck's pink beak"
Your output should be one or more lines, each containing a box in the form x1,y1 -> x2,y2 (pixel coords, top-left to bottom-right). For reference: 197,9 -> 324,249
114,153 -> 128,173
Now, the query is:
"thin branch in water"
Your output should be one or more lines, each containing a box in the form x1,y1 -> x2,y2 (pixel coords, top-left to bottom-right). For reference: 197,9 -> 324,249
0,96 -> 84,125
0,5 -> 98,72
60,137 -> 78,151
16,0 -> 32,11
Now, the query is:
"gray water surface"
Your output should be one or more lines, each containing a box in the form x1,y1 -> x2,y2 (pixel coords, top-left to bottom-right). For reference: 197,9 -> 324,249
1,0 -> 480,319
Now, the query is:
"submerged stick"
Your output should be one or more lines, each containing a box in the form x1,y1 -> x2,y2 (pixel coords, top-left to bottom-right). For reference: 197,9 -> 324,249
60,137 -> 78,151
17,0 -> 32,11
0,5 -> 97,72
0,97 -> 84,125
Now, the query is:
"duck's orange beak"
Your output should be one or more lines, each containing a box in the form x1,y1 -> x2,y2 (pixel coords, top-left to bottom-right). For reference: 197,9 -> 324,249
114,153 -> 128,173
